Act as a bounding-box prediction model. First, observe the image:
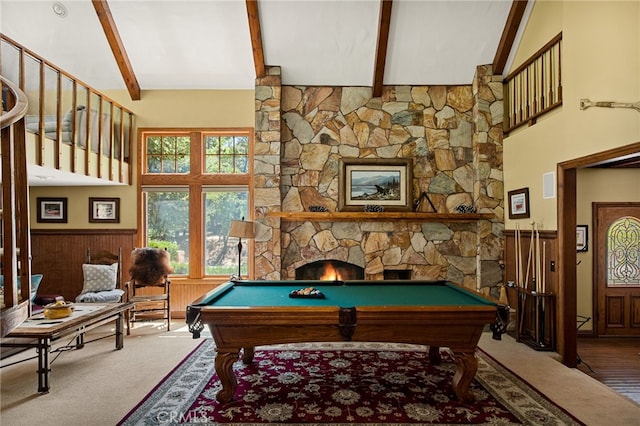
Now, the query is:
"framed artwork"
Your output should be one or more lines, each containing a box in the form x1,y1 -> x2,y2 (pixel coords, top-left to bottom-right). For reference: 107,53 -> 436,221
36,197 -> 68,223
507,187 -> 530,219
338,158 -> 412,212
577,225 -> 588,252
89,197 -> 120,223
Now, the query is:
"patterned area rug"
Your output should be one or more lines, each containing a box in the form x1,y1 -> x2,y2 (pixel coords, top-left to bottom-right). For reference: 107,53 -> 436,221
119,340 -> 583,425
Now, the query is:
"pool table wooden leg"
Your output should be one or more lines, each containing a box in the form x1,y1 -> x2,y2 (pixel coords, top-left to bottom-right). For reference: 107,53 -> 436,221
428,346 -> 442,364
241,346 -> 255,363
214,349 -> 240,403
451,352 -> 477,403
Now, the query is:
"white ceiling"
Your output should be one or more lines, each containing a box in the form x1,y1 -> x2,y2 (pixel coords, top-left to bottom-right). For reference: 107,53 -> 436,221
0,0 -> 517,91
1,0 -> 524,186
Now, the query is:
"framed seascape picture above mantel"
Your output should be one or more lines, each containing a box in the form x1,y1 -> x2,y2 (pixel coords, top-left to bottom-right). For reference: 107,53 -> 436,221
36,197 -> 68,223
507,187 -> 530,219
89,197 -> 120,223
338,158 -> 412,212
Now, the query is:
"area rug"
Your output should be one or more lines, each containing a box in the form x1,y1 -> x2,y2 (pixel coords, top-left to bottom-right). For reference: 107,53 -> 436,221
118,340 -> 583,425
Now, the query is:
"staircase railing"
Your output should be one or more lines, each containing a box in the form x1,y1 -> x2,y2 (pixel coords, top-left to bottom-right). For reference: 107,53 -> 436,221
1,75 -> 33,336
1,34 -> 134,184
504,33 -> 563,135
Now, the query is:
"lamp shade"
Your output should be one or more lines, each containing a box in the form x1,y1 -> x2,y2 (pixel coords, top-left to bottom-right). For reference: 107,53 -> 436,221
228,220 -> 255,239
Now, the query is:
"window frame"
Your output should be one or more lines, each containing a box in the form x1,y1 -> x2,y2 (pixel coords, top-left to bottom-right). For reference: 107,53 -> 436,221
137,128 -> 254,279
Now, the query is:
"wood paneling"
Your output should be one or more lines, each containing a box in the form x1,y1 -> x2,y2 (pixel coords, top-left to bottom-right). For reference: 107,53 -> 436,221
31,229 -> 136,302
170,280 -> 225,318
503,229 -> 558,348
503,229 -> 558,293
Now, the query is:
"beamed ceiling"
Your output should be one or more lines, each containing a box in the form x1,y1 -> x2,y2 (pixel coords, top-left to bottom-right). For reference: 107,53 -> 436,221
3,0 -> 636,185
0,0 -> 530,99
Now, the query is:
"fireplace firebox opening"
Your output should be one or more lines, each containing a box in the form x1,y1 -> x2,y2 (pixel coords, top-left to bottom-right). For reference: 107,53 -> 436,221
295,260 -> 365,281
383,269 -> 412,280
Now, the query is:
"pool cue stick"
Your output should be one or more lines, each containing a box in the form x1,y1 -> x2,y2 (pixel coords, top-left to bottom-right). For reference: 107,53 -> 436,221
514,224 -> 518,285
542,241 -> 546,293
518,225 -> 523,285
520,221 -> 535,336
533,225 -> 540,345
536,224 -> 541,293
524,221 -> 535,289
516,224 -> 522,286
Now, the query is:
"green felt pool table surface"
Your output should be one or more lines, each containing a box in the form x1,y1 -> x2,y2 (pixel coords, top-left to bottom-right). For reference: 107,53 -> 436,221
193,279 -> 496,308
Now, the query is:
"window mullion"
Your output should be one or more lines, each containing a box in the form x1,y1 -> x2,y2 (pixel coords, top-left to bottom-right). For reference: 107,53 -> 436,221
190,183 -> 204,278
191,131 -> 203,175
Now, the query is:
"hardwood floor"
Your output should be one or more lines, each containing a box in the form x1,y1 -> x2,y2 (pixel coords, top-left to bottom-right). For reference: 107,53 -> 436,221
577,337 -> 640,405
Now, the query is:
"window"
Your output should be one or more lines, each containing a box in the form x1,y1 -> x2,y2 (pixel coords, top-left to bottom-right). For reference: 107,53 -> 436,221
146,135 -> 191,173
140,130 -> 253,278
607,216 -> 640,286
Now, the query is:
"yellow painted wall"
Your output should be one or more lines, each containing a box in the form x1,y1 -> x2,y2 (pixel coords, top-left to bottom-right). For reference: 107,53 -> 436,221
30,89 -> 255,229
505,0 -> 640,231
505,0 -> 640,329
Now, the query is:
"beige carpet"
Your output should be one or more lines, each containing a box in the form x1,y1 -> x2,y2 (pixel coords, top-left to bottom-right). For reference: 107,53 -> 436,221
1,322 -> 639,425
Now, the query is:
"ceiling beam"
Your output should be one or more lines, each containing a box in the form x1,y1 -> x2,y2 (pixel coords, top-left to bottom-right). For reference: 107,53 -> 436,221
246,0 -> 266,79
372,0 -> 393,98
493,0 -> 528,76
92,0 -> 141,101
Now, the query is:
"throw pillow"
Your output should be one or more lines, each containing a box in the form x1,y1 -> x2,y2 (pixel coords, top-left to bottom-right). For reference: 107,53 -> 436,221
81,263 -> 118,294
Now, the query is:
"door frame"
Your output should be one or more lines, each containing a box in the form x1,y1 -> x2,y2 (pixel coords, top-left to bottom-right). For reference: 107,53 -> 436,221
557,141 -> 640,367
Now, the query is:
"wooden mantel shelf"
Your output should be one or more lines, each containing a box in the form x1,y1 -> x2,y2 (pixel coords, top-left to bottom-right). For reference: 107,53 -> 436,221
267,212 -> 494,222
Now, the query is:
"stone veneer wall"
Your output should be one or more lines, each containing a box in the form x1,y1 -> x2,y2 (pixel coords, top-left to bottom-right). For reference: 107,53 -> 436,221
254,66 -> 504,295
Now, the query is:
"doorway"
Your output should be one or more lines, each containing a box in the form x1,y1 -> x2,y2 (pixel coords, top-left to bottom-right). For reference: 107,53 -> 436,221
557,141 -> 640,367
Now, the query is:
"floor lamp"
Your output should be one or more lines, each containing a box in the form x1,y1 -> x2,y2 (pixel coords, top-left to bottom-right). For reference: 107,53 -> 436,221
228,217 -> 255,279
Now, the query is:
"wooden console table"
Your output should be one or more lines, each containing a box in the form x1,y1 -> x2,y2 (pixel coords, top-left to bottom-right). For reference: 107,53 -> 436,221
1,302 -> 131,392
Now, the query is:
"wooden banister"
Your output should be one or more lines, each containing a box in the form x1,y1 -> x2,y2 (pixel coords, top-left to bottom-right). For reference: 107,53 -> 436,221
1,34 -> 134,185
1,75 -> 33,336
504,33 -> 563,135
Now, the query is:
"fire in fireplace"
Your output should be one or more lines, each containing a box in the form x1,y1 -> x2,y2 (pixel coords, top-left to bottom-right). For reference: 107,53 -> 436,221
295,260 -> 365,281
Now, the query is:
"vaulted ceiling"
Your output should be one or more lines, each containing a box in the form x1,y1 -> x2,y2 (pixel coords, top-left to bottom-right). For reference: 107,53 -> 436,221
0,0 -> 529,101
1,0 -> 536,186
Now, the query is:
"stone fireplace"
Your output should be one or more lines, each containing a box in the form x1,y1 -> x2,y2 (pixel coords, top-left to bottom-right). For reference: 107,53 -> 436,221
252,66 -> 504,297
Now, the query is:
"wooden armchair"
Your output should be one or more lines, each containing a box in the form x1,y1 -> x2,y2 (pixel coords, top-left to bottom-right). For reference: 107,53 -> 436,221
75,248 -> 124,304
126,248 -> 173,333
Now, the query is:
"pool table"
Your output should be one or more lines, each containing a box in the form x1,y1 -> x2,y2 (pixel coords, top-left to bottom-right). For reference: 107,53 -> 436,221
186,279 -> 508,403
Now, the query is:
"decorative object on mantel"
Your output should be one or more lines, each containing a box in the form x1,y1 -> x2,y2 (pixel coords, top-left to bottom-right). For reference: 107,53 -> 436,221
580,98 -> 640,112
413,191 -> 437,213
363,204 -> 384,213
456,204 -> 477,213
309,205 -> 329,212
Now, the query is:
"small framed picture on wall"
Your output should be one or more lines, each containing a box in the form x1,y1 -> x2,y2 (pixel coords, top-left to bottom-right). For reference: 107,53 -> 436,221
577,225 -> 588,252
507,187 -> 530,219
37,197 -> 68,223
89,197 -> 120,223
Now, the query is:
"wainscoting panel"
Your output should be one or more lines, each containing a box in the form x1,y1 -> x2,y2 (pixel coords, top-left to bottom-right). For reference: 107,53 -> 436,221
170,280 -> 225,319
503,229 -> 558,349
31,229 -> 137,302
